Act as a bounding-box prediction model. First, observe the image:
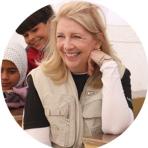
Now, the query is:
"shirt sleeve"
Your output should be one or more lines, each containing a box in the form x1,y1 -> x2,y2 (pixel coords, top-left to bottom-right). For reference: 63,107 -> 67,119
100,60 -> 134,134
23,75 -> 49,129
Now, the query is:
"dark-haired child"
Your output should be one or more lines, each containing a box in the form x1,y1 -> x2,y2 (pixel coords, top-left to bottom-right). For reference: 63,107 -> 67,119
16,5 -> 54,72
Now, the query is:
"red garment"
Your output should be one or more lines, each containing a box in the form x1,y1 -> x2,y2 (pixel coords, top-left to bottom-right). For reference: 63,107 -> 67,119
27,47 -> 44,73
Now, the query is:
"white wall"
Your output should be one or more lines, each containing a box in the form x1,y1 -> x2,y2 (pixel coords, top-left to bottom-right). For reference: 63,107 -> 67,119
104,7 -> 148,98
6,32 -> 27,49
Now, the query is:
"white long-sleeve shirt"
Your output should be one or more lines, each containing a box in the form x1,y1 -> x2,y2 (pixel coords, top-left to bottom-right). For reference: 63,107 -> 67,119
101,61 -> 134,134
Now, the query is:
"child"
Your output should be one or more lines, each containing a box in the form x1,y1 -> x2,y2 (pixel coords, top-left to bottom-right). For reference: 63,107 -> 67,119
1,41 -> 28,109
16,5 -> 54,73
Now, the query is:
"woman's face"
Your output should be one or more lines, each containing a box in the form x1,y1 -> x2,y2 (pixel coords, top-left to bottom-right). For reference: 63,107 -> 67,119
23,22 -> 50,50
56,17 -> 98,73
1,60 -> 20,91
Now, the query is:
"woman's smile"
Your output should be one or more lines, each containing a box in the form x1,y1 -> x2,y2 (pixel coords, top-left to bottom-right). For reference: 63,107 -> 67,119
56,17 -> 98,73
64,50 -> 81,60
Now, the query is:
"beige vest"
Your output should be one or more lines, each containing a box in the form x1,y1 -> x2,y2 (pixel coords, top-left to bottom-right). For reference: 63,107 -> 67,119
30,66 -> 125,147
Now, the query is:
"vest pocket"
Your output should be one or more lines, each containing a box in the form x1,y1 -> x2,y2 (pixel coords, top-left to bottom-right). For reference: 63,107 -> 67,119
44,96 -> 76,147
83,97 -> 102,137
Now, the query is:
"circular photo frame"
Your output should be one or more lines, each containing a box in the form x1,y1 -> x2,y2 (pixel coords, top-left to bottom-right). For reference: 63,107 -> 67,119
0,0 -> 148,148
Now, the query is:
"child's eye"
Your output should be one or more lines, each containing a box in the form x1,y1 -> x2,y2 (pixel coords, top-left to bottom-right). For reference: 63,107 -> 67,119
8,69 -> 18,74
9,71 -> 17,74
23,33 -> 28,38
31,28 -> 38,33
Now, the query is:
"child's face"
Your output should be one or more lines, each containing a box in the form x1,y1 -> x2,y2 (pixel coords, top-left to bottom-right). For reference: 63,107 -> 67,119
23,22 -> 50,50
1,60 -> 20,91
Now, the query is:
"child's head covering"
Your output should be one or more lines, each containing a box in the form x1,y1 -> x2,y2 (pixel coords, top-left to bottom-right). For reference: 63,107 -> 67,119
3,34 -> 28,87
16,5 -> 54,35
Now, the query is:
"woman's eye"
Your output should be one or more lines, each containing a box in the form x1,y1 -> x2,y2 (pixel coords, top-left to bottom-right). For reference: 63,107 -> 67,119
56,35 -> 64,38
73,35 -> 81,39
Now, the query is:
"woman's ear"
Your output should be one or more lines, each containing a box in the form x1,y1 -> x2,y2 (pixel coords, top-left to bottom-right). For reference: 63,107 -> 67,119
94,41 -> 102,50
98,41 -> 102,49
95,32 -> 104,50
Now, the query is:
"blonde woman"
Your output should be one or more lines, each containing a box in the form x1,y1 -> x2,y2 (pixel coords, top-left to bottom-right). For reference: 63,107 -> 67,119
23,1 -> 134,147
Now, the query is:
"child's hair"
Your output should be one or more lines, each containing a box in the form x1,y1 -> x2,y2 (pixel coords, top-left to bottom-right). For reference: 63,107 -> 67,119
16,5 -> 54,35
3,40 -> 28,87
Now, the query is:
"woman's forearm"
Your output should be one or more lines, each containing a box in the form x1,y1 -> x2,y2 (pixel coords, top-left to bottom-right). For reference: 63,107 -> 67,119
100,61 -> 134,134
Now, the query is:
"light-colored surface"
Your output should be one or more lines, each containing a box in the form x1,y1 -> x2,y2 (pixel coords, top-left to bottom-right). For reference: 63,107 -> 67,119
83,134 -> 119,148
107,22 -> 148,97
133,97 -> 145,118
6,32 -> 27,49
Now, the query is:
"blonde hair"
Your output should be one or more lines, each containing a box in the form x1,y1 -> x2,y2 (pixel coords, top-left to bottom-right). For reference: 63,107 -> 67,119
41,1 -> 122,88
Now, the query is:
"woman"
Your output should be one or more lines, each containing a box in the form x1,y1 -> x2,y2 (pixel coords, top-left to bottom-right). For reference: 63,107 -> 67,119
23,1 -> 134,147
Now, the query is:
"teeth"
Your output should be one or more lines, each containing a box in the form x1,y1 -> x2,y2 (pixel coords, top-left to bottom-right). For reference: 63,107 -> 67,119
65,52 -> 78,57
64,51 -> 80,57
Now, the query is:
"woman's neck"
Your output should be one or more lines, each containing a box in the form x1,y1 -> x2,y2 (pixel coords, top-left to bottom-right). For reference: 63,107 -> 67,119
72,71 -> 88,75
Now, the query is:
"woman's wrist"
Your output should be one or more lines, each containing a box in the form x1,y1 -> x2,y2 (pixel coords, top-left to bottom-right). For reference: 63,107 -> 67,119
90,50 -> 113,67
96,55 -> 113,67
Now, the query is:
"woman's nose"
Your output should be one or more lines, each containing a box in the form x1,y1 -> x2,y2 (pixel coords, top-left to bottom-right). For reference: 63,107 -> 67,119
63,38 -> 74,50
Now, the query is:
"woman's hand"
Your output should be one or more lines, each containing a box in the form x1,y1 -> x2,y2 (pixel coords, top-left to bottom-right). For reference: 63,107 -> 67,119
87,49 -> 112,76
